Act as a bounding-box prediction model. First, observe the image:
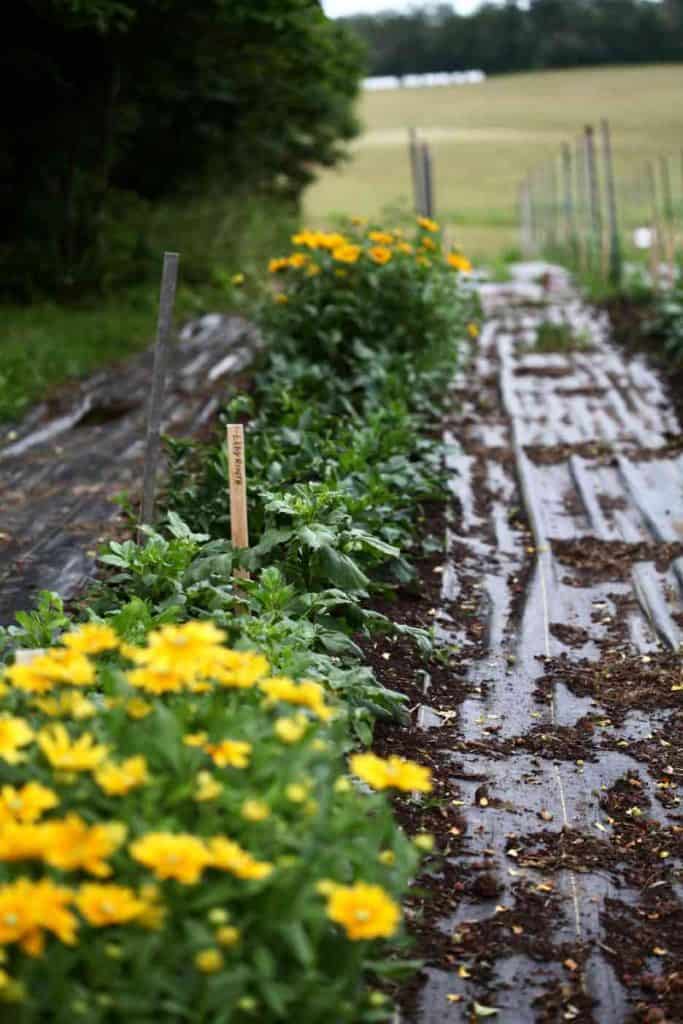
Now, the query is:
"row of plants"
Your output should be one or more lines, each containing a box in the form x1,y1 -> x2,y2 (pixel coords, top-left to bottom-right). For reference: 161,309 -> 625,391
0,218 -> 477,1022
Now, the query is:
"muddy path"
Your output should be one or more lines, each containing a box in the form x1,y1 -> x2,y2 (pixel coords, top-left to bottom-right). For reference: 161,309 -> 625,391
0,315 -> 258,624
371,264 -> 682,1023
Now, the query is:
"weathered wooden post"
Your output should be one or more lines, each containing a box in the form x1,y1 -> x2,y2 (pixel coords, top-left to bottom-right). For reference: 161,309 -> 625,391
600,119 -> 622,288
548,160 -> 557,258
646,161 -> 663,290
408,128 -> 425,216
561,142 -> 577,268
575,135 -> 588,271
140,251 -> 179,527
421,141 -> 435,219
520,179 -> 534,259
584,125 -> 603,275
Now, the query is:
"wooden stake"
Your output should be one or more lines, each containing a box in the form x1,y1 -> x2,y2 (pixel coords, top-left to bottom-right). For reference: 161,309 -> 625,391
140,251 -> 179,527
421,142 -> 434,219
600,119 -> 622,288
584,125 -> 603,275
227,423 -> 249,579
575,136 -> 587,272
408,128 -> 424,216
561,143 -> 577,267
646,161 -> 663,291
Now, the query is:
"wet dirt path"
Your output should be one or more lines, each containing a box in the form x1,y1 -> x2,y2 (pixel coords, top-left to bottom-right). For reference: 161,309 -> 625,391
0,315 -> 258,625
401,264 -> 682,1023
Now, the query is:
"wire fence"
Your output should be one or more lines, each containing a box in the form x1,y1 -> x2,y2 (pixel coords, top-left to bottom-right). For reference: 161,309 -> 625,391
519,120 -> 683,289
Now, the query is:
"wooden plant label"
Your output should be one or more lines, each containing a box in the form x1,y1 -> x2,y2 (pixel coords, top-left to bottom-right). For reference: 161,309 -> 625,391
227,424 -> 250,579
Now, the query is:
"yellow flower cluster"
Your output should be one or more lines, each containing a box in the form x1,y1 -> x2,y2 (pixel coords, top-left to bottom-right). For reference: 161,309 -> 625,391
0,614 -> 433,985
349,752 -> 433,793
0,877 -> 155,956
0,814 -> 125,876
264,217 -> 473,304
130,832 -> 273,884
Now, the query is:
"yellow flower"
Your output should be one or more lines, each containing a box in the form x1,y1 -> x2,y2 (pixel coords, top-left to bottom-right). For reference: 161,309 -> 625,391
367,230 -> 394,245
421,236 -> 437,251
274,293 -> 288,304
259,676 -> 332,721
208,649 -> 269,689
288,252 -> 309,268
241,799 -> 270,822
274,714 -> 308,744
0,877 -> 77,956
38,724 -> 109,771
396,241 -> 413,255
417,216 -> 439,232
129,833 -> 211,884
3,662 -> 56,695
130,622 -> 226,684
0,823 -> 47,863
378,850 -> 395,866
413,833 -> 435,852
61,623 -> 119,655
0,716 -> 34,763
369,246 -> 392,265
268,257 -> 290,273
205,739 -> 251,769
216,925 -> 240,948
125,697 -> 153,719
0,783 -> 58,824
195,948 -> 223,973
446,252 -> 472,273
208,837 -> 273,881
184,731 -> 208,747
349,752 -> 432,793
76,884 -> 145,927
285,783 -> 308,804
94,756 -> 148,796
325,882 -> 400,941
467,322 -> 480,339
29,649 -> 95,687
44,815 -> 126,877
231,273 -> 245,286
126,665 -> 186,695
33,691 -> 97,720
332,243 -> 361,264
195,772 -> 223,802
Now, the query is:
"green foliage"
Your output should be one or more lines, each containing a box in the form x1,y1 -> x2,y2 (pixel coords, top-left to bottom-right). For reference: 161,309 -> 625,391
0,627 -> 422,1024
650,274 -> 683,362
3,1 -> 363,298
344,0 -> 683,77
0,219 -> 476,1020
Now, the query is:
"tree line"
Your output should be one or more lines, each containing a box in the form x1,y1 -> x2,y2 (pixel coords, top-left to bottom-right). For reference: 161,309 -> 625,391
342,0 -> 683,77
2,0 -> 363,299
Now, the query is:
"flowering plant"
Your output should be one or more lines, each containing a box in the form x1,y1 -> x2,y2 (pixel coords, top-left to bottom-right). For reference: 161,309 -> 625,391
0,622 -> 431,1022
260,217 -> 474,376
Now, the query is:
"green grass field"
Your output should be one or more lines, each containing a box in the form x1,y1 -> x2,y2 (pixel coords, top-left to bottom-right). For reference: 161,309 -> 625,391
305,64 -> 683,261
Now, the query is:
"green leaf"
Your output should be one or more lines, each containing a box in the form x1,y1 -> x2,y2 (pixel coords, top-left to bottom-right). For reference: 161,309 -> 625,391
315,546 -> 369,591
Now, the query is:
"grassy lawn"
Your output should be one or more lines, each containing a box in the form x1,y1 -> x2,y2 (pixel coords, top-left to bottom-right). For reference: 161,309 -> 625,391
305,64 -> 683,261
0,284 -> 238,426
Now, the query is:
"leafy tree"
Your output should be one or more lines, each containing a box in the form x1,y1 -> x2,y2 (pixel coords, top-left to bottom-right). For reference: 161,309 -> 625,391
1,0 -> 365,297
